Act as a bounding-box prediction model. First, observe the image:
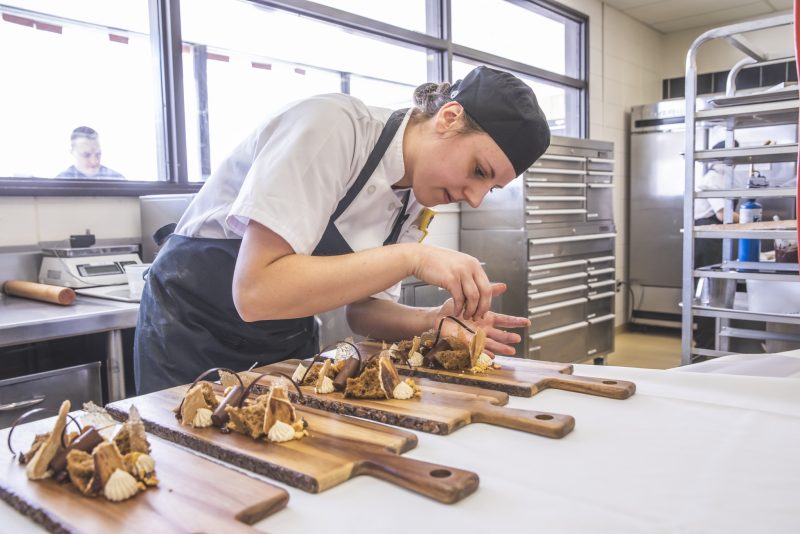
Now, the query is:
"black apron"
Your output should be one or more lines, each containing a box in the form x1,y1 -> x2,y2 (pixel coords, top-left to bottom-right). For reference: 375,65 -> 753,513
134,109 -> 409,394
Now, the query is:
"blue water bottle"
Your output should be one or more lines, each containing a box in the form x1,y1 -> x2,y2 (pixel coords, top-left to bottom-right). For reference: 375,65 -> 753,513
738,198 -> 762,263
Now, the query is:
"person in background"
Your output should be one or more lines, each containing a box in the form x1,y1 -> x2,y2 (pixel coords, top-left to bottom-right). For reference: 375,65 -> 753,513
56,126 -> 125,179
134,65 -> 551,394
693,139 -> 739,350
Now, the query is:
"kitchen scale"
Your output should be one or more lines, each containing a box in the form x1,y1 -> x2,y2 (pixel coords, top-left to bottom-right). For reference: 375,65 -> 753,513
39,244 -> 143,302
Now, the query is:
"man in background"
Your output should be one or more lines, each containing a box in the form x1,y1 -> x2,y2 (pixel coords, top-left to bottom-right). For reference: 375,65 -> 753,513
56,126 -> 125,179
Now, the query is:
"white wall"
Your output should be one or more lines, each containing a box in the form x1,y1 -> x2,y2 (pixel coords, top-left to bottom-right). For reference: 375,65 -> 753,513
559,0 -> 664,326
661,14 -> 794,80
0,196 -> 140,248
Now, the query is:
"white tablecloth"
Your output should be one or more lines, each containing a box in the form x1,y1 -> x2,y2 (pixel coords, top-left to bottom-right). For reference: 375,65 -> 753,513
675,349 -> 800,378
3,365 -> 800,533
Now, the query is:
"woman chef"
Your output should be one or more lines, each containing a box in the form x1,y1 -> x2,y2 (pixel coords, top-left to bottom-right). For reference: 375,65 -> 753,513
134,65 -> 551,394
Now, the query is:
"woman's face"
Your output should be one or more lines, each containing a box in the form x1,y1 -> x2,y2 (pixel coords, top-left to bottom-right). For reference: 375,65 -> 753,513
408,104 -> 517,208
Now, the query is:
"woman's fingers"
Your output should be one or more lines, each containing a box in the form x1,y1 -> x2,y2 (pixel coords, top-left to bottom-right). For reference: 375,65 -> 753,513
486,325 -> 522,344
484,337 -> 516,356
491,313 -> 531,329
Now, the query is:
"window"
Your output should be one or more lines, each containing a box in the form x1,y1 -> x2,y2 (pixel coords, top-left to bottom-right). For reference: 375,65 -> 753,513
0,0 -> 586,195
0,1 -> 158,181
180,0 -> 429,181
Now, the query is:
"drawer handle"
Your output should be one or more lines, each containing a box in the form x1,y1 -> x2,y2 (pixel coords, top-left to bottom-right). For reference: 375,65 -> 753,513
530,311 -> 552,319
526,196 -> 587,202
529,253 -> 556,260
587,183 -> 614,188
528,259 -> 587,272
587,213 -> 599,218
529,320 -> 588,340
526,209 -> 587,215
528,284 -> 588,301
537,154 -> 585,163
527,167 -> 585,175
0,396 -> 45,412
529,297 -> 588,314
528,272 -> 587,286
587,291 -> 615,301
530,233 -> 616,245
587,255 -> 616,264
526,182 -> 587,189
588,314 -> 616,324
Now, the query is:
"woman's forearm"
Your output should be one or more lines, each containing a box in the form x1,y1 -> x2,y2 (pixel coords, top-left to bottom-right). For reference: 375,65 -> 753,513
233,225 -> 419,321
346,299 -> 438,341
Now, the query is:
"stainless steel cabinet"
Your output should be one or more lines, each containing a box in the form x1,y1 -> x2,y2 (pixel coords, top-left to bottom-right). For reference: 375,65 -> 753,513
0,362 -> 102,429
462,136 -> 617,363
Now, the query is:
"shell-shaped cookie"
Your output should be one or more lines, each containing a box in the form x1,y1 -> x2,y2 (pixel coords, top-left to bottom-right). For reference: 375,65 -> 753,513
104,468 -> 139,502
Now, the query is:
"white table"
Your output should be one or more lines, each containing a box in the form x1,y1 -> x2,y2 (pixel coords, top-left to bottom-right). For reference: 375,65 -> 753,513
3,364 -> 799,533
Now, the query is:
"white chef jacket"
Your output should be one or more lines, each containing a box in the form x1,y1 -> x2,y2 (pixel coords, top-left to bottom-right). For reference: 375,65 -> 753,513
175,93 -> 425,302
693,167 -> 727,220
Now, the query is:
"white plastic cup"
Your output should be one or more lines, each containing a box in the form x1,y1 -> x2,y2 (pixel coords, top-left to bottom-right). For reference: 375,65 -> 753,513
125,263 -> 151,299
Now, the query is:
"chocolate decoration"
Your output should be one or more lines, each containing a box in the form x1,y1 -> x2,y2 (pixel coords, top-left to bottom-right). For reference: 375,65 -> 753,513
211,385 -> 244,428
431,315 -> 475,349
48,426 -> 103,473
176,367 -> 243,420
7,407 -> 82,462
333,357 -> 361,391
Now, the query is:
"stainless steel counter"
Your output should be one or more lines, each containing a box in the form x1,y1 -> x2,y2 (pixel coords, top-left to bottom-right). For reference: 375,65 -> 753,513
0,294 -> 139,347
0,294 -> 139,401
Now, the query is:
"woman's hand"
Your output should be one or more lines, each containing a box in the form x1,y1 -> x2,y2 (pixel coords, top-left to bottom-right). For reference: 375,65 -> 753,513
408,244 -> 493,321
435,283 -> 530,356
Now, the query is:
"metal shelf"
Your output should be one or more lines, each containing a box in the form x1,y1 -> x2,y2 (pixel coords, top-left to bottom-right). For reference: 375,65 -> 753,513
694,228 -> 797,239
694,144 -> 798,163
719,326 -> 800,342
694,262 -> 800,281
694,98 -> 799,127
694,187 -> 796,199
692,304 -> 800,325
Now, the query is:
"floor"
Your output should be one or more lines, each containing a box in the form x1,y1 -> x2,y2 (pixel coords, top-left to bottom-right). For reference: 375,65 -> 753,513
581,327 -> 682,369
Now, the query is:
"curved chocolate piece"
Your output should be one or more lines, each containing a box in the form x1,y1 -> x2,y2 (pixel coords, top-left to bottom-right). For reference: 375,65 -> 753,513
333,357 -> 361,391
235,372 -> 305,407
7,407 -> 82,462
431,316 -> 475,349
48,425 -> 103,473
176,367 -> 243,420
211,385 -> 244,428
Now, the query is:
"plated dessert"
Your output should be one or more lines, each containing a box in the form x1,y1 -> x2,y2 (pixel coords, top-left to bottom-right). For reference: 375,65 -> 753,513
11,400 -> 158,503
290,341 -> 421,401
174,368 -> 308,444
391,316 -> 500,373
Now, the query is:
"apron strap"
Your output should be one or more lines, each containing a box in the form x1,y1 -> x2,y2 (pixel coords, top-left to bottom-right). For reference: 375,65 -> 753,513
383,189 -> 411,246
328,109 -> 408,222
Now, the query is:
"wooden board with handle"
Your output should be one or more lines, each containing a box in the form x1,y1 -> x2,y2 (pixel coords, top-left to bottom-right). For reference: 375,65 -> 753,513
342,343 -> 633,398
254,360 -> 575,439
394,354 -> 636,399
106,386 -> 479,504
0,415 -> 289,534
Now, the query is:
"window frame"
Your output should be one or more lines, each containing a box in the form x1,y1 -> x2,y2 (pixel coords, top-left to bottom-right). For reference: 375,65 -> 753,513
0,0 -> 587,197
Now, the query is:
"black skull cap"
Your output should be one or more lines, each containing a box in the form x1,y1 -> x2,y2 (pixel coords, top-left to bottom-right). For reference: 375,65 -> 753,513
450,66 -> 551,175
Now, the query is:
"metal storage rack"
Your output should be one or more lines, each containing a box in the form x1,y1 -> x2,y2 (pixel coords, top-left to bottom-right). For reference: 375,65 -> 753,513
462,136 -> 616,363
682,13 -> 799,364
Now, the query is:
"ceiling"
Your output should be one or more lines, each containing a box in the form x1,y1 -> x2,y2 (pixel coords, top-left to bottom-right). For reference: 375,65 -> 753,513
602,0 -> 793,33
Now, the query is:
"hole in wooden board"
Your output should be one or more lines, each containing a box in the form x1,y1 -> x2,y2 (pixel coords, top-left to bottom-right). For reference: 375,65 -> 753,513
535,414 -> 554,420
602,380 -> 618,385
430,469 -> 452,478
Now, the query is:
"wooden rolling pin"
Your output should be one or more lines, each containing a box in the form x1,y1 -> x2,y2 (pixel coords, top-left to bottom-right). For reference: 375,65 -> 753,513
3,280 -> 75,305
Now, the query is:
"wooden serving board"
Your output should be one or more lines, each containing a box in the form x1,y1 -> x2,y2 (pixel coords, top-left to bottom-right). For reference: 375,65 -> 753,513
0,415 -> 288,534
393,354 -> 636,399
255,360 -> 575,439
106,386 -> 479,504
